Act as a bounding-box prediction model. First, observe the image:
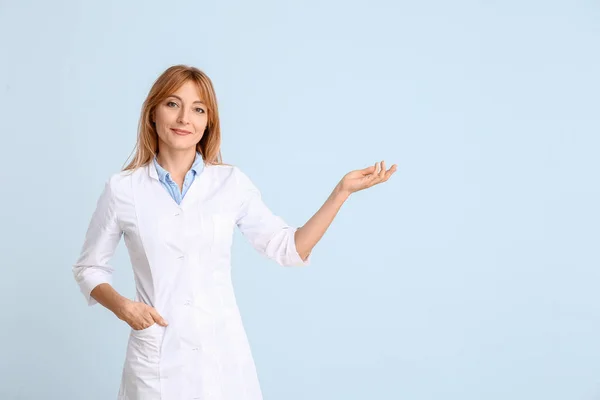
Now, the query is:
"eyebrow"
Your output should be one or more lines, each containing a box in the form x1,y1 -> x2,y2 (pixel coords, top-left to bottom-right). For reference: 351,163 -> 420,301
167,94 -> 206,105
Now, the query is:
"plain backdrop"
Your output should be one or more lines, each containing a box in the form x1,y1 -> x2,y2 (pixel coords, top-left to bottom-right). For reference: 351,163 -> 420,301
1,1 -> 599,399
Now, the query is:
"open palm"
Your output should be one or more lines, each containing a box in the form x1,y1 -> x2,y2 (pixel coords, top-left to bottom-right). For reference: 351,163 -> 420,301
339,160 -> 397,194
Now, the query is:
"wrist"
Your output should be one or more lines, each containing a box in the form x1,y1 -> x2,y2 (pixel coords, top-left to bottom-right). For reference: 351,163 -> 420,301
334,182 -> 351,200
113,297 -> 132,320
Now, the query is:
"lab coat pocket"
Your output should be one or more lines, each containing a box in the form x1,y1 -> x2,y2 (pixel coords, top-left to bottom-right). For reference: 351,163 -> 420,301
190,210 -> 235,259
124,323 -> 165,381
211,213 -> 234,250
133,322 -> 158,334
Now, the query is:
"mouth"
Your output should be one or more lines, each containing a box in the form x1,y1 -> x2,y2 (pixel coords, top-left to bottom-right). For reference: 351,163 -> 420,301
171,128 -> 193,136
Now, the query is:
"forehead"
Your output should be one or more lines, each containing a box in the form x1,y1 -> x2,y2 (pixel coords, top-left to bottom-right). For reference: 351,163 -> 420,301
169,80 -> 205,103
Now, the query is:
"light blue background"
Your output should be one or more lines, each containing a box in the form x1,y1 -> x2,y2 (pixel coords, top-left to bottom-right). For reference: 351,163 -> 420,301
1,1 -> 599,399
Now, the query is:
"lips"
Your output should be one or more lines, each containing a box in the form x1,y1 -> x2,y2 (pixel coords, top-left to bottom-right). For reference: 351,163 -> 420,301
171,128 -> 192,135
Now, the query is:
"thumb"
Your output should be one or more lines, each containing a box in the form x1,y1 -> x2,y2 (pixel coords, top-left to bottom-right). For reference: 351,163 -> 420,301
361,165 -> 376,175
150,308 -> 168,326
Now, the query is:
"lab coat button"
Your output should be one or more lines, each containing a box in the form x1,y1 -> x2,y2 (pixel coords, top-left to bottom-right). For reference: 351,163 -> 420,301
177,255 -> 184,260
184,299 -> 191,306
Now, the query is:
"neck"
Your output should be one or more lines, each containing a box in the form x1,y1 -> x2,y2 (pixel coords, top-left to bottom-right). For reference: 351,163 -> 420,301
156,147 -> 197,179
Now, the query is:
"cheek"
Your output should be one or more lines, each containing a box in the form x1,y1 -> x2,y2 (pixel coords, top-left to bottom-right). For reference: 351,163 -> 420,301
155,109 -> 173,125
193,115 -> 208,130
155,112 -> 174,135
155,122 -> 170,139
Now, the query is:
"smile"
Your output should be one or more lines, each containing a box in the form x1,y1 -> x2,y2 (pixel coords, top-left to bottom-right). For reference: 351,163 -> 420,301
171,128 -> 193,136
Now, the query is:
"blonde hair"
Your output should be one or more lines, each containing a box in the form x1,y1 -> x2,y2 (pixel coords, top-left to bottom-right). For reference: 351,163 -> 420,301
123,65 -> 223,171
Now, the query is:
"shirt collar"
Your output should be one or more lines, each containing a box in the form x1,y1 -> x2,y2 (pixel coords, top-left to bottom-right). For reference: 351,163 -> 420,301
190,151 -> 205,175
153,152 -> 204,182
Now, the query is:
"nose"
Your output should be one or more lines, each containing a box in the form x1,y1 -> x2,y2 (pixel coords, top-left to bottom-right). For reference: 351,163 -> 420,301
177,108 -> 190,125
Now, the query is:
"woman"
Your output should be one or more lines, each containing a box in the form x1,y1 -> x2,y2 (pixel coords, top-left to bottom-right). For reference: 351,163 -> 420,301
73,64 -> 397,400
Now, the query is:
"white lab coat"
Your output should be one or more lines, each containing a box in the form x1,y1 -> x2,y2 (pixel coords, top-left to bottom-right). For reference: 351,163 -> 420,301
73,162 -> 310,400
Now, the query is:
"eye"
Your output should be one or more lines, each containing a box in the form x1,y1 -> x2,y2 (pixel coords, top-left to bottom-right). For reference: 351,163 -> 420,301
166,101 -> 178,107
195,107 -> 205,113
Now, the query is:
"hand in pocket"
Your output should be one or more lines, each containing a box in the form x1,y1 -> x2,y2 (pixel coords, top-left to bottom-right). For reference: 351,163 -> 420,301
117,300 -> 169,331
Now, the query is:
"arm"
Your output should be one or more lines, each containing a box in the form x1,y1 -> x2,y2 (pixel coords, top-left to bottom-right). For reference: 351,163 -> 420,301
90,283 -> 130,317
294,184 -> 349,261
294,160 -> 398,259
73,177 -> 168,329
91,283 -> 168,329
73,178 -> 123,306
234,167 -> 310,267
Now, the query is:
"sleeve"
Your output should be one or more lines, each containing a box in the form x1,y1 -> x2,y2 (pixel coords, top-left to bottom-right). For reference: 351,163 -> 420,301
234,167 -> 311,267
72,177 -> 123,306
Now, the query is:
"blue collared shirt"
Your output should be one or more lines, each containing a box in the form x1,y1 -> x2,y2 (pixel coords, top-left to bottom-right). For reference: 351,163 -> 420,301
153,152 -> 204,205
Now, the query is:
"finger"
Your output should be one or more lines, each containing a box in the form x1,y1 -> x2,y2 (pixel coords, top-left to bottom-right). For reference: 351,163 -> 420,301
143,316 -> 156,329
383,164 -> 397,181
366,162 -> 378,186
150,308 -> 169,326
361,165 -> 376,176
379,161 -> 386,179
371,161 -> 379,178
133,315 -> 155,330
372,161 -> 384,184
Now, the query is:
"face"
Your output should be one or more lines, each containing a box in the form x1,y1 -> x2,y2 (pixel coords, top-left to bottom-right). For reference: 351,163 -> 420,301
152,80 -> 208,153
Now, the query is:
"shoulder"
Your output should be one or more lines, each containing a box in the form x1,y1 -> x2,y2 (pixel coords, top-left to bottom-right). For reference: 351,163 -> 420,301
104,166 -> 146,197
204,162 -> 236,174
107,169 -> 135,189
204,162 -> 241,183
204,163 -> 258,192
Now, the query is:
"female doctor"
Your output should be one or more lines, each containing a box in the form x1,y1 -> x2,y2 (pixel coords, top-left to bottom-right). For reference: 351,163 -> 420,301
73,64 -> 397,400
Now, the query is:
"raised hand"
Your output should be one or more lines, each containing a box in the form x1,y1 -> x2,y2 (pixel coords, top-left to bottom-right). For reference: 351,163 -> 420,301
338,160 -> 397,195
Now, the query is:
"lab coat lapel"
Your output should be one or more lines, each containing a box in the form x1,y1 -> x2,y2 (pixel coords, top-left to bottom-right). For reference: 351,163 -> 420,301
179,162 -> 210,209
131,165 -> 184,307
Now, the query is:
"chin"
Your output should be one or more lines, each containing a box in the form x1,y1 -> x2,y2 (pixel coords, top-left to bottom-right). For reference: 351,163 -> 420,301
168,140 -> 199,151
158,133 -> 201,152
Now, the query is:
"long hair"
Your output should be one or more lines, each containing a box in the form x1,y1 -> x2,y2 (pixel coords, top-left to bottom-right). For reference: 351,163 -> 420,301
123,65 -> 223,171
